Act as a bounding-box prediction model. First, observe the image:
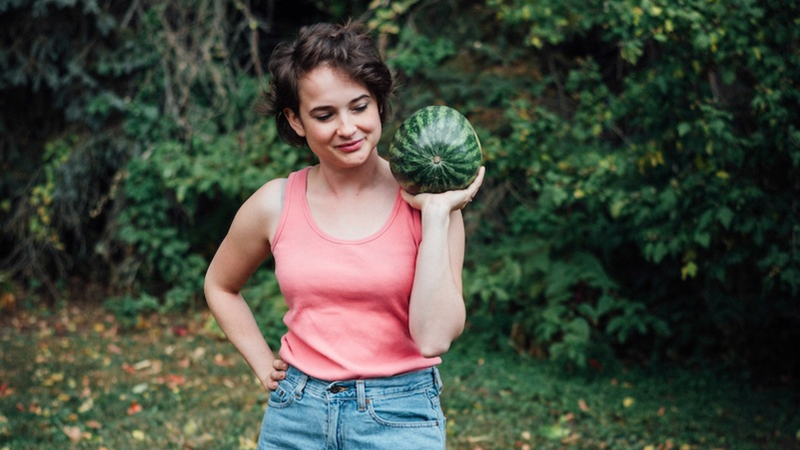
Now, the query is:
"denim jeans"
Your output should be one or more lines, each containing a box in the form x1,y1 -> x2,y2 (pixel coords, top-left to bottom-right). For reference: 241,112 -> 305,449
257,366 -> 447,450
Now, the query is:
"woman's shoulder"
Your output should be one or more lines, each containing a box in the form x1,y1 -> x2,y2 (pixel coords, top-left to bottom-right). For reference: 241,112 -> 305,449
245,177 -> 288,221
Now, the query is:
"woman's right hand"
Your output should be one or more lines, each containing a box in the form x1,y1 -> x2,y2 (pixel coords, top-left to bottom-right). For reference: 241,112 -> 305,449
262,358 -> 289,391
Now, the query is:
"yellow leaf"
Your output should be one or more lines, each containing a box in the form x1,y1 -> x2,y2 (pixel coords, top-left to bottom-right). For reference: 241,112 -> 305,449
183,420 -> 199,436
132,430 -> 145,441
681,261 -> 698,280
239,436 -> 258,449
78,398 -> 94,413
623,397 -> 635,408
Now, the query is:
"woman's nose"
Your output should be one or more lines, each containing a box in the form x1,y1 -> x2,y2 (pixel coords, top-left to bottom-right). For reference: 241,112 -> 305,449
337,114 -> 357,137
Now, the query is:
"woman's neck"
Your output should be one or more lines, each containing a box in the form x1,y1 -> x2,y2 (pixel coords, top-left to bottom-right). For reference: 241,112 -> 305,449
312,152 -> 391,197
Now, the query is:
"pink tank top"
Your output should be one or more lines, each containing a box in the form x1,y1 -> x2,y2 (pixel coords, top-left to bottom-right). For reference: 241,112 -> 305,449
271,167 -> 441,380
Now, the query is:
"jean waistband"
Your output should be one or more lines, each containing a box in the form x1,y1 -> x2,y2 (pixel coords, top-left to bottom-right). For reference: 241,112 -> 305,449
283,365 -> 442,400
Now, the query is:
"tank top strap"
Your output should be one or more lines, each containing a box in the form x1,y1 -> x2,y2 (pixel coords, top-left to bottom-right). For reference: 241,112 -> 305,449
271,167 -> 311,249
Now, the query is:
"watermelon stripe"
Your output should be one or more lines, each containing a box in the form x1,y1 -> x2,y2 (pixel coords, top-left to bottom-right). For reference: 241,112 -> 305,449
389,105 -> 483,194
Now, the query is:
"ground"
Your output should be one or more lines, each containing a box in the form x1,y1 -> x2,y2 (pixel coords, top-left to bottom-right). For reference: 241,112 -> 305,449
1,303 -> 798,450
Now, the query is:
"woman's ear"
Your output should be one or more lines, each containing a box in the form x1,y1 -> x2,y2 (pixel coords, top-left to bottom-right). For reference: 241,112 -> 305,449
284,108 -> 306,137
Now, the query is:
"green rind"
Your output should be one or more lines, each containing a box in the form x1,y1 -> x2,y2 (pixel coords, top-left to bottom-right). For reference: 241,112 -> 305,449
388,106 -> 483,194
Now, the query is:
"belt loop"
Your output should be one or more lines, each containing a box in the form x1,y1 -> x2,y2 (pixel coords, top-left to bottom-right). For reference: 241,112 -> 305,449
432,367 -> 443,393
356,380 -> 366,411
294,372 -> 308,400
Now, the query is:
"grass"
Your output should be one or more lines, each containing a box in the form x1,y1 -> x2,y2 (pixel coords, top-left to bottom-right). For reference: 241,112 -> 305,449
1,304 -> 798,450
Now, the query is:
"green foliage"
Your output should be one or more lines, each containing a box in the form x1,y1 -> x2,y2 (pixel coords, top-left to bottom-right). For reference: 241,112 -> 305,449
372,0 -> 800,370
104,293 -> 160,328
1,0 -> 313,313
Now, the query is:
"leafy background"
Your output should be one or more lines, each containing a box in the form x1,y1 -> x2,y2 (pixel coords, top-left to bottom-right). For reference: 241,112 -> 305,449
1,0 -> 799,390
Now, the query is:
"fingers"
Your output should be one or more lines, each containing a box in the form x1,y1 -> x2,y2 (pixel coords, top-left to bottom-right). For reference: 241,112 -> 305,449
459,166 -> 486,208
466,166 -> 486,201
273,359 -> 289,371
263,359 -> 288,391
400,166 -> 487,211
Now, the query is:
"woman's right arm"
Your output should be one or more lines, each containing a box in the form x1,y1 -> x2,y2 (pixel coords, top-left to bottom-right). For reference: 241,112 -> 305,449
203,178 -> 288,391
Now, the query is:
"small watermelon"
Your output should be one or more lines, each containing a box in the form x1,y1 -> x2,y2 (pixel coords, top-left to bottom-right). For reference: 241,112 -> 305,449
388,105 -> 483,194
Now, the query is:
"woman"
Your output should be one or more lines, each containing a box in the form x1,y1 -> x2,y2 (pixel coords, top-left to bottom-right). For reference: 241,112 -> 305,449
204,20 -> 484,450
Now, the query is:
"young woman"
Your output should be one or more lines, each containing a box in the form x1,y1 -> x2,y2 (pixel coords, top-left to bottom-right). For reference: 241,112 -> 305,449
204,20 -> 484,450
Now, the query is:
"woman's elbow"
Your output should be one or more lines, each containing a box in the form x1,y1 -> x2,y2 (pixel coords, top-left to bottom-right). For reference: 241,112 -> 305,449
419,341 -> 452,358
417,328 -> 464,357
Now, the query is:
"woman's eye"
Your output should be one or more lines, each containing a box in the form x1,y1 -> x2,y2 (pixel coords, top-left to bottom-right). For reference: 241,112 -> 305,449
353,104 -> 368,112
314,113 -> 333,121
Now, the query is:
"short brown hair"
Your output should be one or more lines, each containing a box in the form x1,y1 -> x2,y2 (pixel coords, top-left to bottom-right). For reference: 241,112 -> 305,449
259,21 -> 395,147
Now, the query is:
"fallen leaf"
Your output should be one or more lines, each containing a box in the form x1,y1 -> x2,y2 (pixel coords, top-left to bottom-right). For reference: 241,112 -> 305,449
238,436 -> 258,449
62,426 -> 82,443
191,347 -> 207,361
214,353 -> 234,367
163,374 -> 186,388
133,359 -> 152,371
86,420 -> 102,429
183,419 -> 199,436
107,344 -> 123,354
623,397 -> 635,408
658,406 -> 666,416
132,430 -> 145,441
539,424 -> 570,441
578,399 -> 590,412
562,432 -> 580,445
0,292 -> 15,310
127,400 -> 143,415
132,383 -> 149,394
78,398 -> 94,413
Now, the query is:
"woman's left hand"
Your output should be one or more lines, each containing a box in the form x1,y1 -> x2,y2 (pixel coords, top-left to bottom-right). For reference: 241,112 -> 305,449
400,166 -> 486,212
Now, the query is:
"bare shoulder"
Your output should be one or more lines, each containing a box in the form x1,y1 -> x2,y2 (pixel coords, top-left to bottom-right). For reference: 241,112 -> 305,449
233,177 -> 287,243
249,178 -> 287,215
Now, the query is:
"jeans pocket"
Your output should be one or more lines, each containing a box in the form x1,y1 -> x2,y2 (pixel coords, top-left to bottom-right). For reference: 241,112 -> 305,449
267,380 -> 295,409
366,390 -> 441,428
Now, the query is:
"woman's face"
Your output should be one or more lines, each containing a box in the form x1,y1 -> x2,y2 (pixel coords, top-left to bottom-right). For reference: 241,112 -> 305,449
285,65 -> 382,169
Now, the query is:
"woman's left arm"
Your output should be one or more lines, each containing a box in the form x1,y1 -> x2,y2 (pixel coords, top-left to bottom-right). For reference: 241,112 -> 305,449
402,167 -> 485,357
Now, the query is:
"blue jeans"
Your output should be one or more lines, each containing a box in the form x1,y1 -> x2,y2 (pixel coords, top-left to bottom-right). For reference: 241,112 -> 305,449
257,366 -> 447,450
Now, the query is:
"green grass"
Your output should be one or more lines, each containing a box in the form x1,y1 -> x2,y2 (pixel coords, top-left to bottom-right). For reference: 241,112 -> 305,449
1,305 -> 798,450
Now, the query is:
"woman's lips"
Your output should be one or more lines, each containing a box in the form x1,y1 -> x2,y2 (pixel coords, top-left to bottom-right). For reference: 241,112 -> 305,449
336,138 -> 363,152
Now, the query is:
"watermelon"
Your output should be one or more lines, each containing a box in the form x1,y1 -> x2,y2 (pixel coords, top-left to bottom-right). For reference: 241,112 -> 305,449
388,105 -> 483,194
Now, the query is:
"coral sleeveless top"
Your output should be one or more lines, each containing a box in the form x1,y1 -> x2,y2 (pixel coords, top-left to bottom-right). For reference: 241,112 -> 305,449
271,167 -> 440,380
